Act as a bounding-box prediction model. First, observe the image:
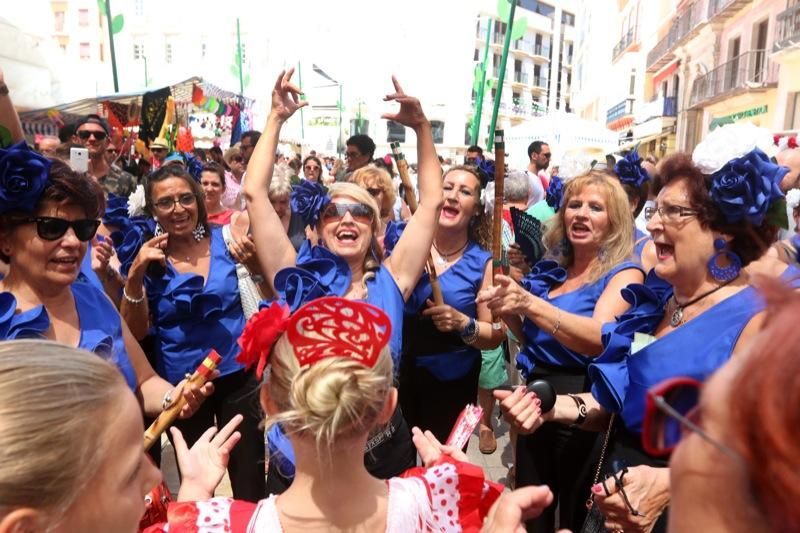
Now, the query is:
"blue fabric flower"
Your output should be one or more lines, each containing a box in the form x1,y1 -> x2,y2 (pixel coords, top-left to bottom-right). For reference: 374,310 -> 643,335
614,151 -> 650,188
184,152 -> 204,182
102,193 -> 130,229
545,176 -> 564,211
0,141 -> 52,215
270,241 -> 351,312
611,270 -> 673,338
111,226 -> 145,278
162,274 -> 223,319
383,220 -> 407,258
709,147 -> 787,225
476,158 -> 496,185
521,260 -> 568,298
290,180 -> 330,227
0,292 -> 49,339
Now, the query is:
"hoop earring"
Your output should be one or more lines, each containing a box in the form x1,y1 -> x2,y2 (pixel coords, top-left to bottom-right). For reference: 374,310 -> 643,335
192,224 -> 207,242
707,238 -> 741,282
154,222 -> 164,237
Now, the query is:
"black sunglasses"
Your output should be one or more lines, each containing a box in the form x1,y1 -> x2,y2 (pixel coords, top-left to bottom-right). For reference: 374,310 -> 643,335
321,202 -> 373,224
15,216 -> 100,242
77,130 -> 108,141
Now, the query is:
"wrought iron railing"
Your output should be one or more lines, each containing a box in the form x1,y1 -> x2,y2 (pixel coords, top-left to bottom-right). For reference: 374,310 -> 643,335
689,49 -> 778,107
646,1 -> 705,69
774,0 -> 800,52
606,99 -> 634,123
613,28 -> 636,60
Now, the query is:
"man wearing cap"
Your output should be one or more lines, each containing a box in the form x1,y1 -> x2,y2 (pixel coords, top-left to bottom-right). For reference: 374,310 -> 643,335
149,137 -> 169,169
74,114 -> 136,197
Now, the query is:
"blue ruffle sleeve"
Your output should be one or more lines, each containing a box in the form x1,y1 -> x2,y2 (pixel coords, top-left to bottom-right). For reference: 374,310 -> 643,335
0,292 -> 49,339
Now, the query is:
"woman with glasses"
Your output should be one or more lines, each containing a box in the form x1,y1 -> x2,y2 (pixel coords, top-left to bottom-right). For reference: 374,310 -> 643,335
494,148 -> 791,533
243,70 -> 443,490
478,170 -> 644,532
0,151 -> 210,419
351,165 -> 396,250
120,164 -> 265,502
301,155 -> 323,183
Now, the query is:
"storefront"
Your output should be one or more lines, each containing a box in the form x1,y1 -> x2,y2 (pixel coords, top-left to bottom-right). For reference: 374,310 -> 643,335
701,89 -> 777,138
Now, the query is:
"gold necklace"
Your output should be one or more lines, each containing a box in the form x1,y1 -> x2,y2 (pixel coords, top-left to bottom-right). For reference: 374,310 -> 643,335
433,239 -> 469,266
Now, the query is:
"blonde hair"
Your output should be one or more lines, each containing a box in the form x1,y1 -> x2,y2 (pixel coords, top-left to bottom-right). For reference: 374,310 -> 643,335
323,182 -> 384,294
269,176 -> 293,200
0,341 -> 126,518
351,165 -> 396,219
543,171 -> 634,282
264,335 -> 393,461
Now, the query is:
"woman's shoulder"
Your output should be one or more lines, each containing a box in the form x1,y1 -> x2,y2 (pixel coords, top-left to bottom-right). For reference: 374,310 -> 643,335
520,259 -> 567,296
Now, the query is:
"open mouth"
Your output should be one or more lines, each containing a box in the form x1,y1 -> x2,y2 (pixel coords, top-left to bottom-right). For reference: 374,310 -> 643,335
655,242 -> 675,261
570,222 -> 590,236
335,228 -> 359,244
51,257 -> 79,268
441,206 -> 460,219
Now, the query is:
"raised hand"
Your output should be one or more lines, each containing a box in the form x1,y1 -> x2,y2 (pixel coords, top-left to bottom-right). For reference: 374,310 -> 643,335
381,76 -> 428,131
270,69 -> 308,123
90,235 -> 114,276
128,233 -> 169,281
481,485 -> 556,533
595,465 -> 670,533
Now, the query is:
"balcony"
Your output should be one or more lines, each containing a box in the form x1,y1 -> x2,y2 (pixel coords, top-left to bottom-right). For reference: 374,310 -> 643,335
689,49 -> 778,107
607,98 -> 635,125
635,96 -> 678,123
531,76 -> 548,89
613,28 -> 637,61
646,1 -> 706,72
774,0 -> 800,53
707,0 -> 753,21
513,71 -> 529,84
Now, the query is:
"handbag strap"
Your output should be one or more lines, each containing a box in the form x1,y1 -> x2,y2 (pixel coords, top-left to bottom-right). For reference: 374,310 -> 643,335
586,413 -> 616,509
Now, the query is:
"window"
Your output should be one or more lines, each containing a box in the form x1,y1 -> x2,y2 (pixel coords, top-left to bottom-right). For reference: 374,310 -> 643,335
561,11 -> 575,26
349,118 -> 369,135
519,0 -> 555,19
79,42 -> 90,60
629,68 -> 636,96
54,11 -> 65,32
201,42 -> 207,58
165,41 -> 173,63
135,0 -> 144,16
78,9 -> 89,27
133,42 -> 145,60
430,121 -> 445,144
464,122 -> 472,146
474,48 -> 479,61
386,120 -> 406,143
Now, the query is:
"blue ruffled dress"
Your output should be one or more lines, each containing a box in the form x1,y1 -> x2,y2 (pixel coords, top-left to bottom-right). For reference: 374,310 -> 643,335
0,282 -> 137,390
633,227 -> 650,261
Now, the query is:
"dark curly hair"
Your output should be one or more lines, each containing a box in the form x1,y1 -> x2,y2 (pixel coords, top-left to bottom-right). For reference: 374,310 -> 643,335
658,153 -> 777,266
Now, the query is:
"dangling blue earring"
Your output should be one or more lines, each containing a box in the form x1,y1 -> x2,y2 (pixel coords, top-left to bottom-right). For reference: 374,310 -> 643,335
707,238 -> 741,282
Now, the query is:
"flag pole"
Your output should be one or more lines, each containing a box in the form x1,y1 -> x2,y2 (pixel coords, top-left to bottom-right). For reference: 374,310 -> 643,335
470,17 -> 492,147
104,0 -> 120,92
487,1 -> 517,148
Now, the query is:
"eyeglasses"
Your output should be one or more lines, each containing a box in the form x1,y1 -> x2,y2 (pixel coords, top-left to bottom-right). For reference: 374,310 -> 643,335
13,216 -> 100,242
644,204 -> 700,223
151,147 -> 167,153
106,149 -> 118,155
152,193 -> 197,213
304,165 -> 321,172
366,187 -> 383,197
344,151 -> 362,159
321,202 -> 373,224
77,130 -> 108,141
541,152 -> 552,159
642,377 -> 740,460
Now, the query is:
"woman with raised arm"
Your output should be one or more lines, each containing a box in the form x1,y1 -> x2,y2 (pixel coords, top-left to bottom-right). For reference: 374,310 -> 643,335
243,69 -> 443,490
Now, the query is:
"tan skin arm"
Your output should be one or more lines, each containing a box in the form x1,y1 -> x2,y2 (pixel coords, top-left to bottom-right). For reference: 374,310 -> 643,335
0,68 -> 24,144
121,233 -> 169,340
479,266 -> 644,357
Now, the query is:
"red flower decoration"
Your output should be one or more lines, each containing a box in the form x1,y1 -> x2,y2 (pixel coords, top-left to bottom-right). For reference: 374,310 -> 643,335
789,136 -> 798,149
237,302 -> 290,380
774,134 -> 781,146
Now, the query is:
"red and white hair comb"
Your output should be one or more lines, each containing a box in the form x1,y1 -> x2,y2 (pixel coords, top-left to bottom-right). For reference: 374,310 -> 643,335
237,297 -> 391,379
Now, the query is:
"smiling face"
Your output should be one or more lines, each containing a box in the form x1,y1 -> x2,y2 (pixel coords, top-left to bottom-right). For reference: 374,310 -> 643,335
319,195 -> 375,264
440,169 -> 481,232
150,177 -> 199,238
75,123 -> 109,158
345,146 -> 370,172
200,170 -> 224,209
561,183 -> 610,253
646,177 -> 716,284
2,201 -> 92,289
56,389 -> 161,533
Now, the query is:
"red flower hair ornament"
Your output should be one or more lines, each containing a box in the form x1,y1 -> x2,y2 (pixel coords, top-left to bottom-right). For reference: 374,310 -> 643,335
237,297 -> 391,380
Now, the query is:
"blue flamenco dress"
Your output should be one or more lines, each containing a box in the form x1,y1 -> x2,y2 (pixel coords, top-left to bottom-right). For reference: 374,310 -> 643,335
264,241 -> 415,495
398,241 -> 491,444
633,227 -> 650,261
143,226 -> 265,502
514,258 -> 643,533
0,282 -> 137,390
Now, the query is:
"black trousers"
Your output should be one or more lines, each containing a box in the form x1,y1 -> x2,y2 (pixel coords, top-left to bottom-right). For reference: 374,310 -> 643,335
516,371 -> 599,533
398,354 -> 482,445
170,369 -> 266,502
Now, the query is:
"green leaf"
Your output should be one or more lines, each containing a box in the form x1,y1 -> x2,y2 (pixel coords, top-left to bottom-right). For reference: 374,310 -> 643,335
97,0 -> 107,14
486,78 -> 496,89
111,14 -> 124,34
496,0 -> 511,20
510,16 -> 527,41
766,197 -> 789,229
473,64 -> 485,93
243,74 -> 251,87
0,126 -> 12,148
230,64 -> 239,77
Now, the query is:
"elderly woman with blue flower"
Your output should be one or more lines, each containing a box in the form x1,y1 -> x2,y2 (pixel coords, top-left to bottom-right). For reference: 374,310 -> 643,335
0,143 -> 212,421
495,124 -> 795,532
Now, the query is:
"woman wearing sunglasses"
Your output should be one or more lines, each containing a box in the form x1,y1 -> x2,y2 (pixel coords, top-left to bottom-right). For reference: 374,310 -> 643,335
494,138 -> 793,532
351,165 -> 396,250
243,70 -> 443,489
120,164 -> 266,502
0,149 -> 210,419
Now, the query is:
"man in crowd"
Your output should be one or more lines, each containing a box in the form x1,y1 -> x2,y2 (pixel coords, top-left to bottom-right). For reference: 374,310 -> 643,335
240,130 -> 261,167
74,114 -> 136,197
465,145 -> 483,165
525,140 -> 550,207
149,137 -> 169,169
344,134 -> 375,179
35,136 -> 60,158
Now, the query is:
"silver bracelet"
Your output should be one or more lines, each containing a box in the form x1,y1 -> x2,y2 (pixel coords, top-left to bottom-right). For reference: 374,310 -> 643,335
462,321 -> 480,345
123,286 -> 145,304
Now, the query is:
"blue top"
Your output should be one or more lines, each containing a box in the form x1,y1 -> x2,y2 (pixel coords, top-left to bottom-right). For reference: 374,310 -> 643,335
145,227 -> 245,384
0,282 -> 137,390
403,242 -> 491,381
589,266 -> 800,435
633,228 -> 650,260
517,259 -> 643,380
365,265 -> 405,366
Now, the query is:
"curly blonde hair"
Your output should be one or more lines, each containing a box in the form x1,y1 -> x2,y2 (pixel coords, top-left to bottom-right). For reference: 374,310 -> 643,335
264,334 -> 393,463
351,165 -> 396,219
543,171 -> 634,282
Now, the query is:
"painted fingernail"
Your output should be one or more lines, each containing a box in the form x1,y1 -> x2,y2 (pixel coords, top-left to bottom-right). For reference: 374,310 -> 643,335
592,484 -> 603,494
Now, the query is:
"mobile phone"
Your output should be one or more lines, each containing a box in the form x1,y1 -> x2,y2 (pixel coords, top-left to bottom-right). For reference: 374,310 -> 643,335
70,147 -> 89,172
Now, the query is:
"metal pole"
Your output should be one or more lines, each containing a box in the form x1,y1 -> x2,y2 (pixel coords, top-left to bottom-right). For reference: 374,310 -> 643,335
470,17 -> 493,147
338,84 -> 343,156
236,18 -> 244,95
104,0 -> 119,92
297,62 -> 305,139
143,56 -> 148,88
488,1 -> 517,148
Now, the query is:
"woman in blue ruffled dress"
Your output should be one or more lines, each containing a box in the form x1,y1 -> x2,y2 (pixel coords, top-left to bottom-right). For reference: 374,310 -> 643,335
398,164 -> 505,446
0,149 -> 210,419
120,163 -> 265,501
494,147 -> 791,533
478,170 -> 644,532
243,71 -> 443,492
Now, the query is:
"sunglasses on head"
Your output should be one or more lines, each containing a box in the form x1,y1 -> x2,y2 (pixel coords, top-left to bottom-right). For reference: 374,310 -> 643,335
366,187 -> 383,197
321,202 -> 373,224
77,130 -> 108,141
15,216 -> 100,242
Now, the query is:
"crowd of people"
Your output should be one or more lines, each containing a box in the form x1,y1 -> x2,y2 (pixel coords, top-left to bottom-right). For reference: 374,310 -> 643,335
1,63 -> 799,533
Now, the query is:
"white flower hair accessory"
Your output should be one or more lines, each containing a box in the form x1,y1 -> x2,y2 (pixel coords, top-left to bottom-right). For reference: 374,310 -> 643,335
557,152 -> 595,181
786,188 -> 800,210
127,184 -> 147,217
482,181 -> 495,216
692,122 -> 775,174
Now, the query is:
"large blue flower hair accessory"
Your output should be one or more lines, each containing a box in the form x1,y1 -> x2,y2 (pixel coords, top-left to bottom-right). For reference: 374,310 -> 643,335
709,147 -> 786,225
545,176 -> 564,211
614,151 -> 650,188
0,141 -> 51,215
475,157 -> 496,186
290,179 -> 331,227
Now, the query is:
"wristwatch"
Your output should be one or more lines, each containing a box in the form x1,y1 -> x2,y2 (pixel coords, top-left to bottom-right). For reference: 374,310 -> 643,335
568,394 -> 587,427
460,317 -> 479,345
